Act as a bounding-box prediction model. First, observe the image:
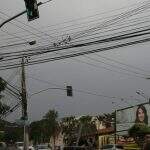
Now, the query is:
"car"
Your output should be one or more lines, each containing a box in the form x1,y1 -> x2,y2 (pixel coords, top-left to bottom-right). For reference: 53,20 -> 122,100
101,144 -> 124,150
15,142 -> 23,150
35,144 -> 51,150
0,142 -> 7,150
15,142 -> 34,150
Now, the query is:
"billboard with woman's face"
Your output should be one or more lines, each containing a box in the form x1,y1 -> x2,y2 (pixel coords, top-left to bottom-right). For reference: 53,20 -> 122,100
116,104 -> 150,135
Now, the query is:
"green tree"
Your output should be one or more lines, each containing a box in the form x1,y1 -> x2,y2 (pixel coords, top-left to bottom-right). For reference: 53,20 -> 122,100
78,115 -> 97,148
0,131 -> 4,141
0,102 -> 10,115
30,109 -> 59,145
30,119 -> 46,144
61,115 -> 97,146
0,77 -> 9,115
61,116 -> 78,145
96,113 -> 114,128
43,109 -> 59,144
0,77 -> 6,92
4,126 -> 23,143
129,124 -> 150,148
79,115 -> 97,136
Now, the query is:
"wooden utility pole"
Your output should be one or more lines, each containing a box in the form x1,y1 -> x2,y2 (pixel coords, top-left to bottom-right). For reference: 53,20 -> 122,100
21,57 -> 29,150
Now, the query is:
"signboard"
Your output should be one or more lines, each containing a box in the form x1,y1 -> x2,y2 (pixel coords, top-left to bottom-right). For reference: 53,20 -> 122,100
116,103 -> 150,135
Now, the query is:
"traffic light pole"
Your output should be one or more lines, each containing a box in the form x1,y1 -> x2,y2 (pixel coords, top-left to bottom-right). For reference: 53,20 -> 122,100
21,57 -> 29,150
30,86 -> 73,97
0,10 -> 26,28
0,2 -> 43,28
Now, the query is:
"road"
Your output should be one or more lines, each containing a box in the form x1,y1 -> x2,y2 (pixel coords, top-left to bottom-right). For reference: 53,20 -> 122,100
7,146 -> 17,150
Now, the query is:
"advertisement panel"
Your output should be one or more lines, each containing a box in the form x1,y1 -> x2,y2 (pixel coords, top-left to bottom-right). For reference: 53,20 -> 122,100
116,103 -> 150,135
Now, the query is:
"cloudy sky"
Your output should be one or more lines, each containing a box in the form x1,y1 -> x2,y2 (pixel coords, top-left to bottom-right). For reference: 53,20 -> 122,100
1,0 -> 150,122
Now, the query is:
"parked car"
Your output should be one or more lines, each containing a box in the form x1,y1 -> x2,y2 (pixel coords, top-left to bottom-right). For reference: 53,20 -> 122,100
35,144 -> 51,150
0,142 -> 7,150
15,142 -> 34,150
101,144 -> 124,150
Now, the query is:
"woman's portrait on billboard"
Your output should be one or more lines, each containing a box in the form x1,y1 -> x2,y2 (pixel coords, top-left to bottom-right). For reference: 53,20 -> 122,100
135,105 -> 148,125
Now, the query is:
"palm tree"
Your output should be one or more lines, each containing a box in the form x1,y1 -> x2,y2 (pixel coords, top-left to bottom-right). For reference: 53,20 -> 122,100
79,115 -> 97,136
75,115 -> 97,149
96,113 -> 114,128
43,109 -> 59,148
61,116 -> 78,145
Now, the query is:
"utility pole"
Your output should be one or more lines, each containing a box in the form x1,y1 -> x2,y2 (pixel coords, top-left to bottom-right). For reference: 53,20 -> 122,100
76,124 -> 83,147
21,57 -> 29,150
114,110 -> 117,145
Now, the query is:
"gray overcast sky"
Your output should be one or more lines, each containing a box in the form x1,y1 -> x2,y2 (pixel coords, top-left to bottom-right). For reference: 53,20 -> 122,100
1,0 -> 150,122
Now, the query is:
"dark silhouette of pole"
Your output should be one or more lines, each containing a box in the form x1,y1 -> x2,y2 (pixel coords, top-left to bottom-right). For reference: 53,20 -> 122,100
21,57 -> 29,150
0,10 -> 26,28
114,110 -> 117,144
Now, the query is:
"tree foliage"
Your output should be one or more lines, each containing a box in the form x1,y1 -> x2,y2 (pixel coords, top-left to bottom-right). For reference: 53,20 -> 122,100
30,109 -> 59,144
61,115 -> 97,146
96,113 -> 114,128
0,77 -> 9,116
4,126 -> 23,143
129,123 -> 150,147
129,123 -> 150,137
79,115 -> 97,136
43,109 -> 59,139
0,77 -> 6,92
0,102 -> 10,115
30,120 -> 46,144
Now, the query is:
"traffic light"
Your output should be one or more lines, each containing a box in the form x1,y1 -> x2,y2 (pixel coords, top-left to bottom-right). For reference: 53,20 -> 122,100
66,86 -> 73,97
24,0 -> 39,21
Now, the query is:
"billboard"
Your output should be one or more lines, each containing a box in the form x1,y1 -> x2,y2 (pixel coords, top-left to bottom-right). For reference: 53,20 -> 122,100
116,103 -> 150,135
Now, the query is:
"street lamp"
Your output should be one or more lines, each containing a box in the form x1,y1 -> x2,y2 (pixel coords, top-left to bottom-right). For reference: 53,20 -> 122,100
136,90 -> 150,103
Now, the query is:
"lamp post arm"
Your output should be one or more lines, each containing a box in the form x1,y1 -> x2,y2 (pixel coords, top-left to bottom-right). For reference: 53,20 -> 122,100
0,10 -> 26,28
0,2 -> 43,28
29,87 -> 65,97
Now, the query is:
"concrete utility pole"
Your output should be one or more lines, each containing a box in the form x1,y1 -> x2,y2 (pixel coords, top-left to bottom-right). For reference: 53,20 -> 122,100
76,124 -> 83,146
114,110 -> 117,145
21,57 -> 29,150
